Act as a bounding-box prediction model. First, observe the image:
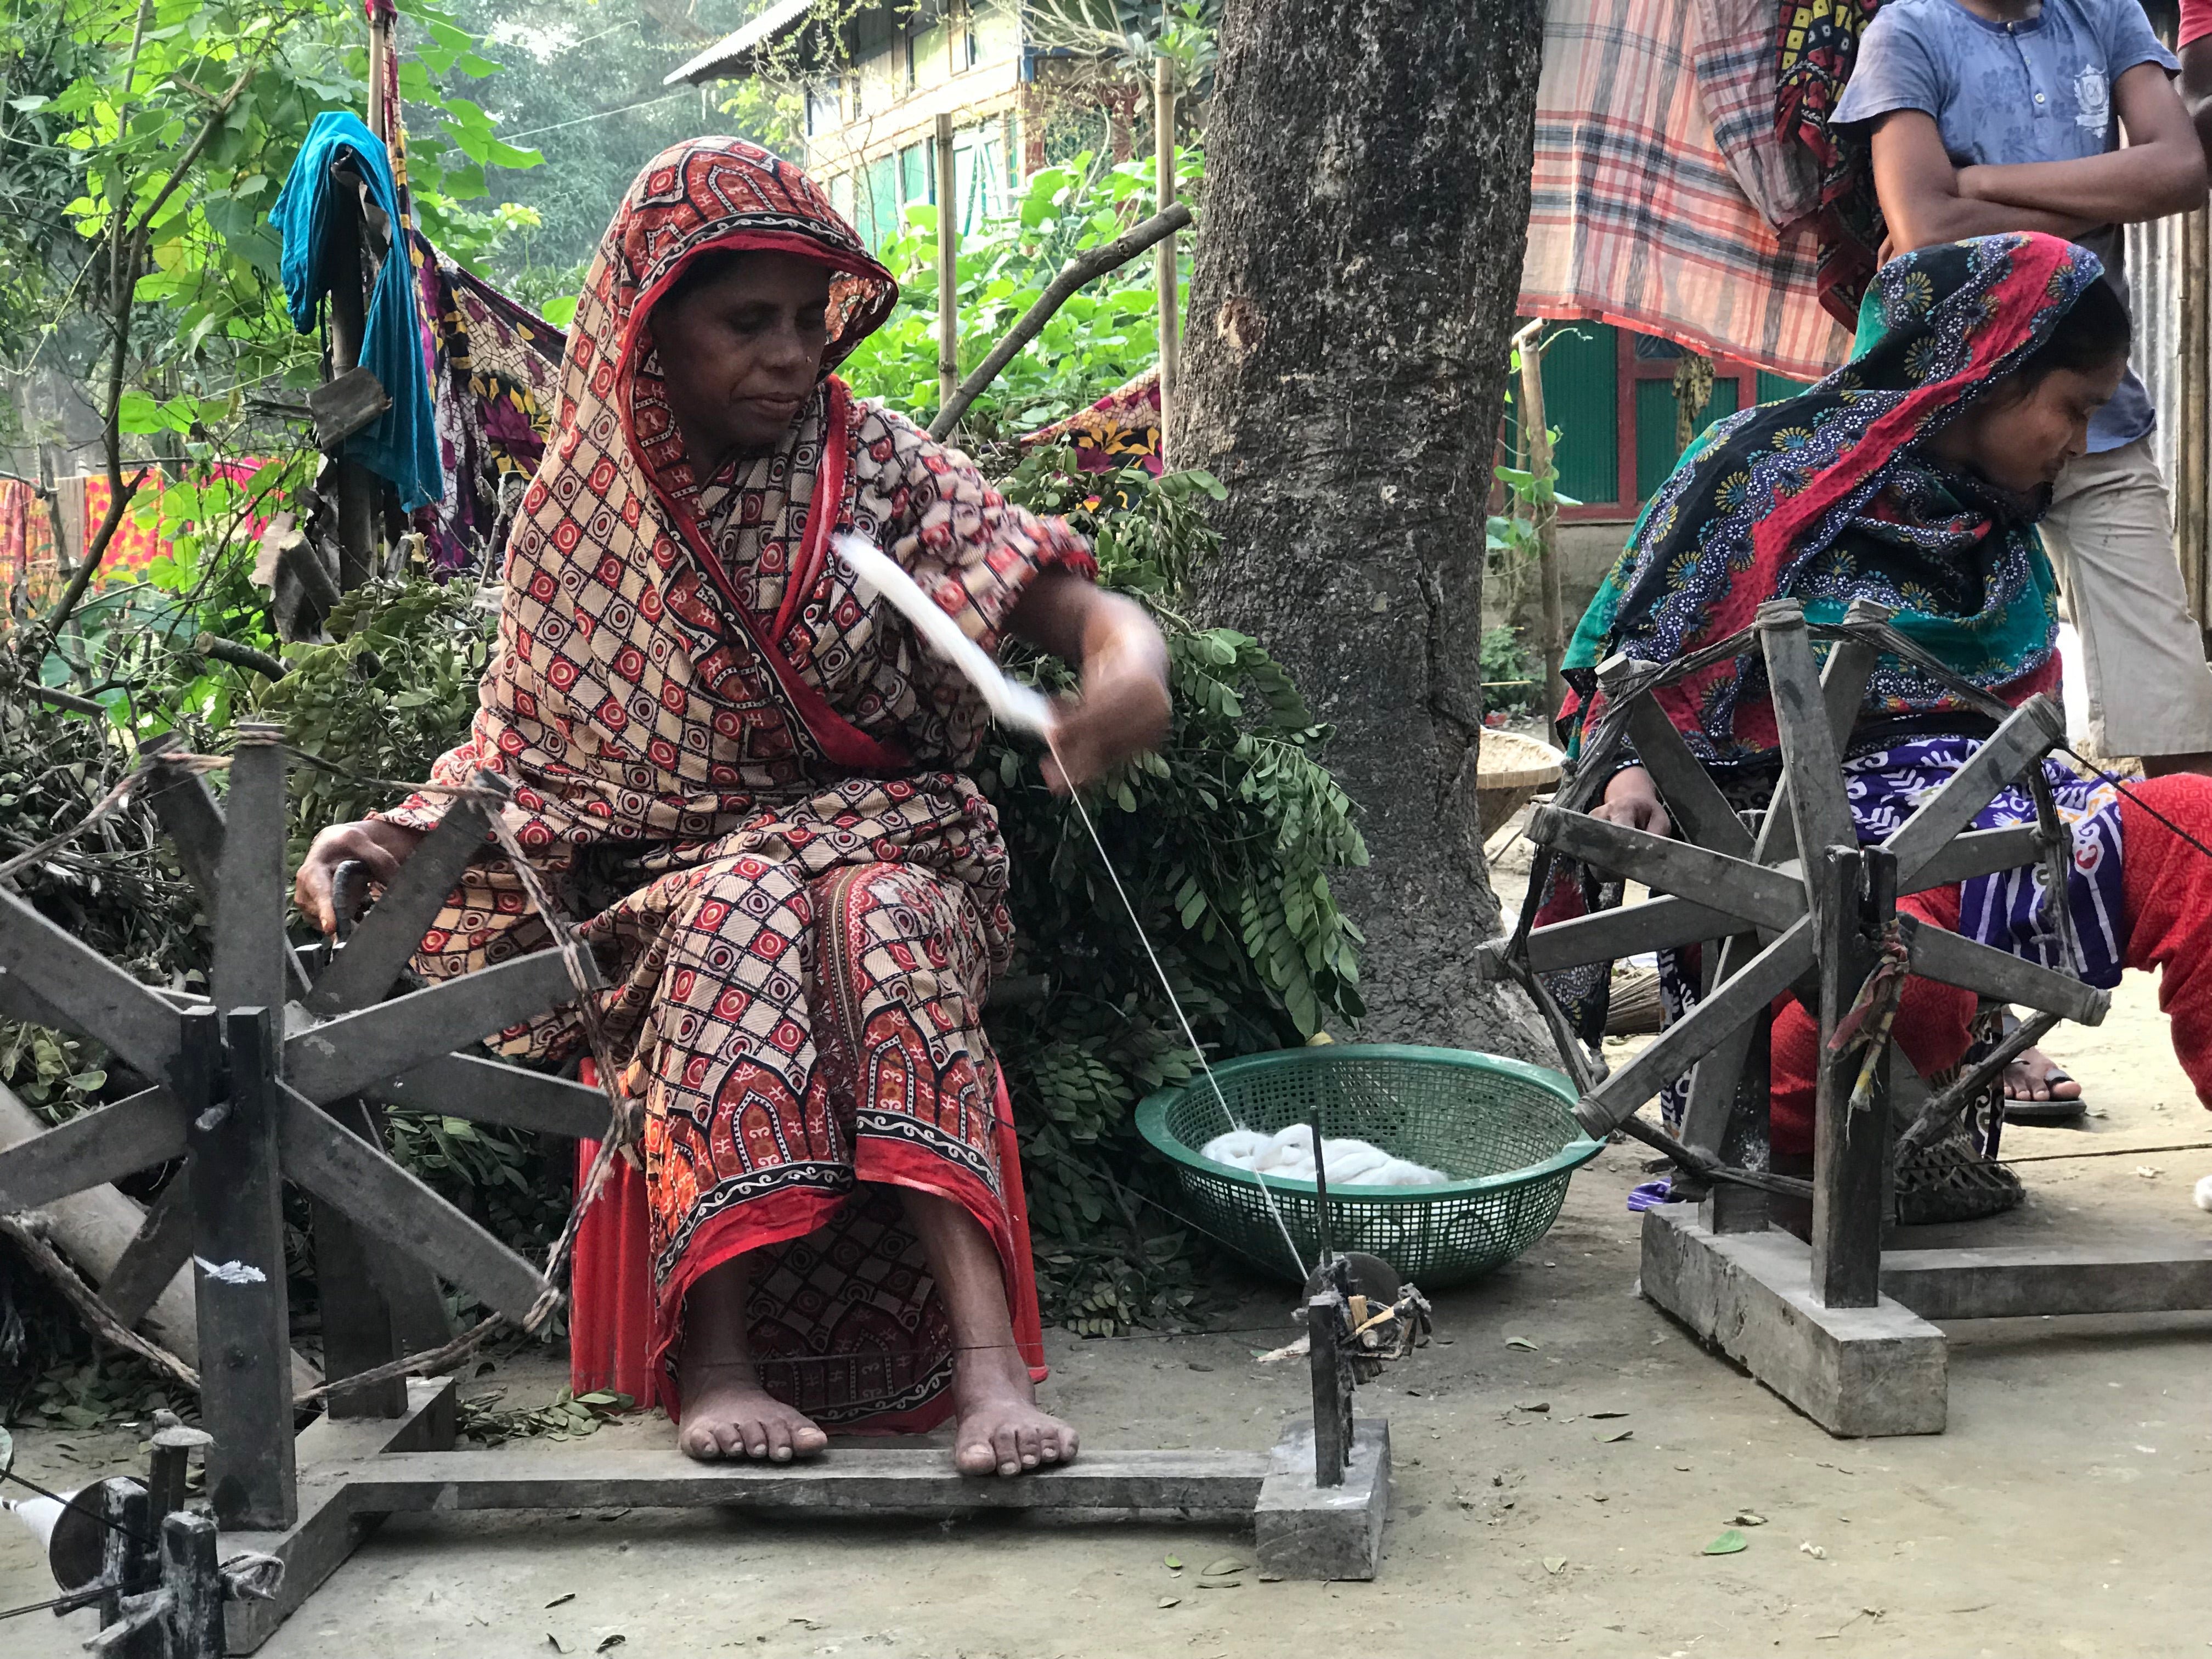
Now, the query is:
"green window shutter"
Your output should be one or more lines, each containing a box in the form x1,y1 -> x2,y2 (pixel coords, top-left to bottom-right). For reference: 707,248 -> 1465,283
865,155 -> 898,247
1756,370 -> 1811,403
1634,378 -> 1740,501
1536,323 -> 1618,508
900,143 -> 929,210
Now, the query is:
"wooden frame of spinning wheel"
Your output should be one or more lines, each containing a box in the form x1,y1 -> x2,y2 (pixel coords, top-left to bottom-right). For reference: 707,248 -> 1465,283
1490,599 -> 2212,1438
0,726 -> 1389,1653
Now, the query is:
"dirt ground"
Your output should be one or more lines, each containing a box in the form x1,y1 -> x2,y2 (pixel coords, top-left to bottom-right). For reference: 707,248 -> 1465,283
7,841 -> 2212,1656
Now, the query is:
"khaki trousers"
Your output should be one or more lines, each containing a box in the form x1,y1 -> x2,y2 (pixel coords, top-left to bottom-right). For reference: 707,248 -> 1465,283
2039,437 -> 2212,760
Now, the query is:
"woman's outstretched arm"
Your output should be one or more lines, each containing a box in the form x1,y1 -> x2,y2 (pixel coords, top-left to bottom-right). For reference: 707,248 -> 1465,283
1004,570 -> 1171,794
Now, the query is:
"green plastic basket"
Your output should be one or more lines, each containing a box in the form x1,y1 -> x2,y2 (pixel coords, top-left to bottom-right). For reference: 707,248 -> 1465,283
1135,1043 -> 1602,1288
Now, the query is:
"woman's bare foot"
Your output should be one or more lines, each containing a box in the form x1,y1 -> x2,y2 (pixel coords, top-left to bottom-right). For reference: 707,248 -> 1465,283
951,1342 -> 1079,1477
677,1361 -> 828,1463
674,1251 -> 826,1464
2004,1044 -> 2084,1104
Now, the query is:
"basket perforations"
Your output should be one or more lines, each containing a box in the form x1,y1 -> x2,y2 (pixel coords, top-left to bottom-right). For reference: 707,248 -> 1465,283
1135,1044 -> 1601,1286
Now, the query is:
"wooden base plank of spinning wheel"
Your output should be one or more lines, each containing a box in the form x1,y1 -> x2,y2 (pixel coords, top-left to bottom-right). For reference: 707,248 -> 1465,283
219,1378 -> 459,1655
1639,1203 -> 1946,1438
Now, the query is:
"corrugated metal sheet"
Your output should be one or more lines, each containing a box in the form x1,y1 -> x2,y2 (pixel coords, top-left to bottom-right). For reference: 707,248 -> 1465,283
2126,215 -> 2182,498
1541,323 -> 1619,507
1634,379 -> 1738,501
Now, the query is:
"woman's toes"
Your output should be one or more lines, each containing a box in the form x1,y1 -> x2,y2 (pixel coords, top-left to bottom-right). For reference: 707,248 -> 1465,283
793,1420 -> 830,1456
1015,1425 -> 1042,1469
992,1426 -> 1022,1476
765,1419 -> 793,1463
956,1435 -> 997,1475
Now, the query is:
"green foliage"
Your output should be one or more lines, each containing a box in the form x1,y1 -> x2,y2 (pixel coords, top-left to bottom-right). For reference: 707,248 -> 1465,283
984,450 -> 1367,1327
1481,625 -> 1541,717
839,145 -> 1201,438
249,577 -> 498,855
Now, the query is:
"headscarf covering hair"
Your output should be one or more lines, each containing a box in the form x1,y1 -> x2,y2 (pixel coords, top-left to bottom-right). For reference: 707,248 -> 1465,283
1559,232 -> 2104,772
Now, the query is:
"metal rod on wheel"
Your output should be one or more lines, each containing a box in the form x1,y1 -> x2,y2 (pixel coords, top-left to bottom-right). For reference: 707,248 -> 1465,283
1308,1109 -> 1335,1262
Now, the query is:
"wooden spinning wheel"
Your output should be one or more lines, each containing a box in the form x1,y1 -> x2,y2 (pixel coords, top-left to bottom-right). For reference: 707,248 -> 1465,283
1487,599 -> 2212,1438
0,724 -> 607,1524
0,723 -> 1408,1651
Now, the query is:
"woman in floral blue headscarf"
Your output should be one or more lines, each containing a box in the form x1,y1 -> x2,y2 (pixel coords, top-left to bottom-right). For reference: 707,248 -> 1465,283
1540,233 -> 2212,1186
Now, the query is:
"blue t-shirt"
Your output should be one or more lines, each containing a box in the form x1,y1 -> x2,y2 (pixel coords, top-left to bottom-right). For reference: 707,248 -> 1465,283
1833,0 -> 2177,452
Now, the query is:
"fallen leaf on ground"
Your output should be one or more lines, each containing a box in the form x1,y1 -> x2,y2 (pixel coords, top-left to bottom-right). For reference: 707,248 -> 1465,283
1731,1511 -> 1767,1526
1588,1410 -> 1629,1420
545,1594 -> 575,1609
1505,1336 -> 1539,1351
1197,1577 -> 1243,1590
1703,1530 -> 1748,1556
1163,1555 -> 1183,1570
1201,1558 -> 1247,1576
1157,1597 -> 1181,1609
1598,1429 -> 1634,1443
546,1639 -> 569,1655
596,1639 -> 625,1654
1543,1556 -> 1568,1576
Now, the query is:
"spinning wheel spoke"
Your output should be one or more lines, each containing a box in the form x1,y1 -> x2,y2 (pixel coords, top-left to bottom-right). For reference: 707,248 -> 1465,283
0,888 -> 183,1082
1616,678 -> 1755,859
303,793 -> 495,1018
97,1166 -> 198,1330
0,1087 -> 188,1213
1904,921 -> 2109,1026
1901,825 -> 2044,891
1759,606 -> 1857,865
210,730 -> 297,1013
1880,697 -> 2067,887
361,1052 -> 612,1141
1575,916 -> 1816,1135
141,743 -> 312,999
285,949 -> 600,1105
278,1085 -> 545,1322
1512,895 -> 1747,974
1529,805 -> 1803,931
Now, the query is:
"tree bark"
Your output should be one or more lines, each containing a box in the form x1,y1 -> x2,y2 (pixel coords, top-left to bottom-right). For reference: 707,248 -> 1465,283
1181,0 -> 1549,1057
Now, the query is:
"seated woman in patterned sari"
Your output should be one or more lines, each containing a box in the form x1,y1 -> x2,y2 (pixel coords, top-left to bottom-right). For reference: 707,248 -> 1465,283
1545,232 -> 2212,1178
292,139 -> 1171,1474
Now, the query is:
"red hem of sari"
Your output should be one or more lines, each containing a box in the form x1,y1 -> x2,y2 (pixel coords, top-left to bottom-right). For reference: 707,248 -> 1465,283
644,1185 -> 850,1422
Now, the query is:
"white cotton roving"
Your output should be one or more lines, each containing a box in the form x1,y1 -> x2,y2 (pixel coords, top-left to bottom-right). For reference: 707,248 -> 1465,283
2195,1172 -> 2212,1212
1197,1128 -> 1272,1168
1196,1124 -> 1449,1188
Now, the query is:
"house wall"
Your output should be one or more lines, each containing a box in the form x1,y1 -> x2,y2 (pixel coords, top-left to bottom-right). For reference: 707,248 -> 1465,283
803,0 -> 1028,246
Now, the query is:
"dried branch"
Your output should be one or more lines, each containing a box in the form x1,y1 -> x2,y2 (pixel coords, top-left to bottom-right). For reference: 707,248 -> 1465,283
927,200 -> 1193,441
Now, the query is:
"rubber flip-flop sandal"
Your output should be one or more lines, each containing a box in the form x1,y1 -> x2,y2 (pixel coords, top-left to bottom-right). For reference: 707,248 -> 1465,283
2002,1063 -> 2088,1124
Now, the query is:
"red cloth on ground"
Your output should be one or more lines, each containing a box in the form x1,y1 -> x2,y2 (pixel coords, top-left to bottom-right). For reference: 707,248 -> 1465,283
568,1060 -> 1048,1418
1766,774 -> 2212,1155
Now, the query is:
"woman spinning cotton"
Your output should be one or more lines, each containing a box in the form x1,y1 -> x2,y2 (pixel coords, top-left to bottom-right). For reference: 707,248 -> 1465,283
1545,233 -> 2212,1200
293,140 -> 1169,1472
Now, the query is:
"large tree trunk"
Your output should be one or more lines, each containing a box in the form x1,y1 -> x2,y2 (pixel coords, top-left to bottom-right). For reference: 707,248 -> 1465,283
1181,0 -> 1549,1057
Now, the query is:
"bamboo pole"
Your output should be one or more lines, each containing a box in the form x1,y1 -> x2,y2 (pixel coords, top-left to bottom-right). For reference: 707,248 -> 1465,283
935,112 -> 959,422
1154,56 -> 1179,471
1512,320 -> 1568,718
2181,205 -> 2210,629
365,5 -> 392,146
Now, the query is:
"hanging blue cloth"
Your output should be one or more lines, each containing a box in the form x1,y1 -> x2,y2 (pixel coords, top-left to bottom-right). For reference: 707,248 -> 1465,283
270,111 -> 442,510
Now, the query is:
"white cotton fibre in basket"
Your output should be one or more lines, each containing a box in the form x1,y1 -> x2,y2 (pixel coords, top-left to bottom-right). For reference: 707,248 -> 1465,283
1199,1123 -> 1449,1188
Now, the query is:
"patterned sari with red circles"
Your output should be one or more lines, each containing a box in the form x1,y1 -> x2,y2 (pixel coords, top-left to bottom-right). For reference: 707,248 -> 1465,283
375,137 -> 1094,1428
